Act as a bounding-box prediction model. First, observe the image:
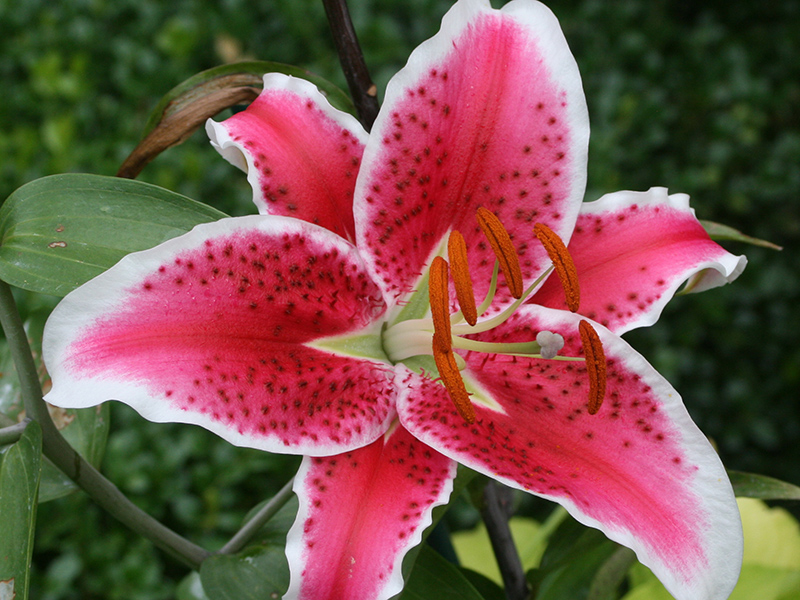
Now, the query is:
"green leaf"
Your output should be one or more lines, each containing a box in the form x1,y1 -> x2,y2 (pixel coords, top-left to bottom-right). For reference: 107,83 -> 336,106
458,568 -> 506,600
700,219 -> 782,250
730,470 -> 800,500
0,174 -> 228,296
528,517 -> 620,600
738,498 -> 800,571
396,545 -> 487,600
452,517 -> 543,584
200,544 -> 289,600
176,572 -> 211,600
0,312 -> 110,502
586,546 -> 637,600
0,420 -> 42,600
142,61 -> 355,138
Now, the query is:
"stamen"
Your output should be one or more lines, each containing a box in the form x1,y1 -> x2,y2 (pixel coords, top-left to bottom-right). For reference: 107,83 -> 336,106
447,230 -> 478,326
534,223 -> 580,312
432,331 -> 476,423
578,320 -> 607,415
476,207 -> 523,299
452,265 -> 553,336
428,256 -> 452,340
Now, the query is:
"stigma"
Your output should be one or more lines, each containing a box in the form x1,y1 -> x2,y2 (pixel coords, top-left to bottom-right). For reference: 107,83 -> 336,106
382,209 -> 606,423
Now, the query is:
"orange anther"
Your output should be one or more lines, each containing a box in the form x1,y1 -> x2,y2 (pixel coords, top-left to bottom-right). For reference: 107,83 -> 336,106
432,331 -> 476,423
534,223 -> 580,312
447,231 -> 478,326
578,320 -> 606,415
428,256 -> 452,341
476,207 -> 523,299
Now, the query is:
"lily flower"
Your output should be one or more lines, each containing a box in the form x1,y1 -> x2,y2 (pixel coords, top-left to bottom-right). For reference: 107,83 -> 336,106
43,1 -> 746,599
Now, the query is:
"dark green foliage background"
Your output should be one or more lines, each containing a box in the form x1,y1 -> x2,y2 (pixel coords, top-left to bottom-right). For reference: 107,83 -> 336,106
2,0 -> 798,597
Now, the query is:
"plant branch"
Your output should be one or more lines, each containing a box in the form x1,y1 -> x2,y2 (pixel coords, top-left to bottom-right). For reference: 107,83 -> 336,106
481,480 -> 529,600
219,477 -> 295,555
0,281 -> 210,569
321,0 -> 379,130
0,419 -> 30,446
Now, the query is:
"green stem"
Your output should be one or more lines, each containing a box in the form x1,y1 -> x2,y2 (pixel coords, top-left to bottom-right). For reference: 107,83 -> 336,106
0,281 -> 210,569
0,419 -> 30,445
219,477 -> 295,555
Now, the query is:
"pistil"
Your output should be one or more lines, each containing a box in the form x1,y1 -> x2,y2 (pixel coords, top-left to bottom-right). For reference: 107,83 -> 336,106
382,209 -> 608,422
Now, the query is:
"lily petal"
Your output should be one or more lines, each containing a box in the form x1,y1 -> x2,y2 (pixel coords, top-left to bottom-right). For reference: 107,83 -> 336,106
531,188 -> 747,334
285,422 -> 457,600
207,73 -> 368,242
354,0 -> 589,306
43,216 -> 396,455
397,305 -> 742,600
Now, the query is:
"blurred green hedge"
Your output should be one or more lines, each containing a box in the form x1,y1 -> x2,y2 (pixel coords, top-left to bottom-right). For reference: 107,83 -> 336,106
2,0 -> 798,597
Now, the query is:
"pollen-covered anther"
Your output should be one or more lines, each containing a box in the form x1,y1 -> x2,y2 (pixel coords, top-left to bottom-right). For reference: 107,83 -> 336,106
447,230 -> 478,326
428,256 -> 475,423
578,320 -> 607,415
432,332 -> 475,424
428,256 -> 452,340
476,206 -> 523,298
534,222 -> 580,312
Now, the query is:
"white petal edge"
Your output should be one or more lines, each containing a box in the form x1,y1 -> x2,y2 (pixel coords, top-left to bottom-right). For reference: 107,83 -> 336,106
205,73 -> 369,214
577,312 -> 743,600
353,0 -> 590,303
398,306 -> 743,600
42,215 -> 395,456
581,187 -> 747,335
283,420 -> 458,600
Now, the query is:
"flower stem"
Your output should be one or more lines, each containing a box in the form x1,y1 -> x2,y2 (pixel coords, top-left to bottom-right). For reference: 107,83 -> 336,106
321,0 -> 380,130
481,480 -> 529,600
0,280 -> 211,569
219,477 -> 295,555
0,419 -> 30,446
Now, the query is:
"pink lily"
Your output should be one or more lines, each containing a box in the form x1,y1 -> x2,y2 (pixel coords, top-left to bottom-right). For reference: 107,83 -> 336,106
42,0 -> 747,599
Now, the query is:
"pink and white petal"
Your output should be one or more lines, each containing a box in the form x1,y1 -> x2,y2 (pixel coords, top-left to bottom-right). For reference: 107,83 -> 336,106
285,422 -> 457,600
355,0 -> 588,306
531,188 -> 747,334
206,73 -> 368,242
43,216 -> 396,456
397,306 -> 742,600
